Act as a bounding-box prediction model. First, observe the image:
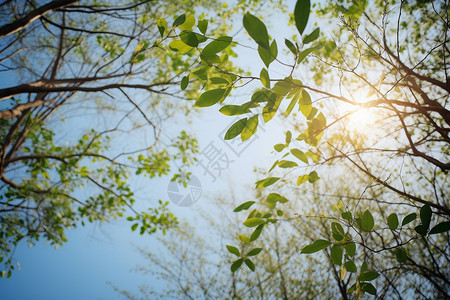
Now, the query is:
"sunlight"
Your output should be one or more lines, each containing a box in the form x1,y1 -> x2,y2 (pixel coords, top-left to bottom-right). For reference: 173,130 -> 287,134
346,107 -> 376,129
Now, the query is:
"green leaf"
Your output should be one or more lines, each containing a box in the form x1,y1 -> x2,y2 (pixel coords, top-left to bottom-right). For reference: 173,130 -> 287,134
224,118 -> 247,140
345,243 -> 356,257
260,68 -> 270,88
344,260 -> 357,272
297,174 -> 308,185
361,210 -> 374,232
342,211 -> 352,222
197,19 -> 208,34
169,40 -> 193,53
202,36 -> 233,56
331,245 -> 343,265
359,271 -> 379,282
195,89 -> 226,107
234,201 -> 256,212
247,248 -> 263,256
241,115 -> 259,141
290,149 -> 308,164
387,213 -> 399,230
267,193 -> 289,205
173,14 -> 186,26
278,160 -> 298,168
226,245 -> 240,257
303,27 -> 320,44
285,131 -> 292,144
179,15 -> 195,30
429,222 -> 450,234
219,105 -> 250,116
301,239 -> 331,254
395,248 -> 407,263
331,222 -> 345,241
361,283 -> 377,295
274,143 -> 286,152
180,75 -> 189,90
255,177 -> 280,188
231,258 -> 243,272
243,218 -> 266,227
307,170 -> 319,183
285,38 -> 297,55
251,224 -> 264,241
258,40 -> 277,68
297,47 -> 316,64
299,90 -> 312,117
420,204 -> 432,229
402,213 -> 416,226
179,31 -> 199,47
131,223 -> 138,231
414,224 -> 428,236
294,0 -> 310,35
243,12 -> 269,49
157,17 -> 167,37
244,258 -> 255,271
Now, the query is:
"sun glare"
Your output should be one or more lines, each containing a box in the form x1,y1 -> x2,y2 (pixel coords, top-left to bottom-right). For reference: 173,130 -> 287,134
346,108 -> 376,130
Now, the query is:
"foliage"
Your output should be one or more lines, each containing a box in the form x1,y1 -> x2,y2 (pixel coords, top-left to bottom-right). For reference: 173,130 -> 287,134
0,0 -> 260,278
159,0 -> 449,298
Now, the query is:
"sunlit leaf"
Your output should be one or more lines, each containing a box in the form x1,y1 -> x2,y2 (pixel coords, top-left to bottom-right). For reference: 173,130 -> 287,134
169,40 -> 192,53
233,201 -> 255,212
244,218 -> 265,227
241,115 -> 259,141
180,75 -> 189,90
179,31 -> 199,47
290,149 -> 308,164
251,224 -> 264,241
202,36 -> 233,56
258,40 -> 277,67
179,15 -> 195,30
173,14 -> 186,26
301,239 -> 331,254
278,160 -> 298,168
219,105 -> 251,116
195,89 -> 226,107
255,177 -> 280,188
198,19 -> 208,34
260,68 -> 270,88
224,118 -> 247,140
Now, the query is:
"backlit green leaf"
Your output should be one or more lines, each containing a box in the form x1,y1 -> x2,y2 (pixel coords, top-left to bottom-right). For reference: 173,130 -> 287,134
195,89 -> 226,107
173,14 -> 186,26
274,144 -> 286,152
294,0 -> 310,35
180,75 -> 189,90
224,118 -> 247,140
359,271 -> 379,282
244,218 -> 265,227
297,47 -> 316,64
241,115 -> 259,141
179,31 -> 199,47
278,160 -> 298,168
219,105 -> 251,116
178,15 -> 195,30
233,201 -> 255,212
260,68 -> 270,88
243,12 -> 269,49
290,149 -> 308,164
202,36 -> 233,56
303,27 -> 320,44
255,177 -> 280,188
251,224 -> 264,241
285,38 -> 297,55
197,19 -> 208,34
301,239 -> 331,254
